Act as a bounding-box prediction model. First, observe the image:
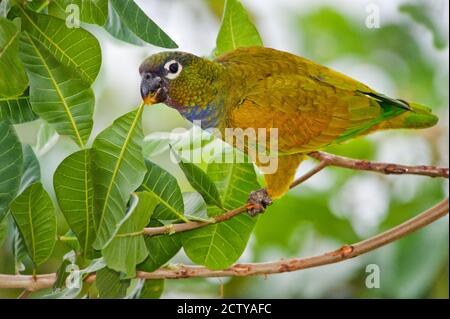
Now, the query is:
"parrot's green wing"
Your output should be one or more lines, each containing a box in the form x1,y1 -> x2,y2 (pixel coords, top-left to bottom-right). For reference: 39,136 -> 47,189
217,47 -> 437,153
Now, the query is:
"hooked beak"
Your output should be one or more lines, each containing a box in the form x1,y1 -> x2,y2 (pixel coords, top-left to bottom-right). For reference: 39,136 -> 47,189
140,74 -> 166,105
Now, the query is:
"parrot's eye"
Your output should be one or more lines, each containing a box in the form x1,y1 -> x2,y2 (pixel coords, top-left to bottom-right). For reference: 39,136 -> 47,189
164,60 -> 182,80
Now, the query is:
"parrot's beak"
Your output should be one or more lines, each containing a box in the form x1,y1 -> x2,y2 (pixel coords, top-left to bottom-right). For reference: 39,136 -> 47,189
140,74 -> 166,105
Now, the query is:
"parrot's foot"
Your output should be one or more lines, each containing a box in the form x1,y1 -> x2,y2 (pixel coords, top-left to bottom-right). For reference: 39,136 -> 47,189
246,188 -> 273,216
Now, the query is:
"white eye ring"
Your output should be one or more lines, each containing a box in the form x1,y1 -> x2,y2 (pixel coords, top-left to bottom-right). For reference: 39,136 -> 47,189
164,60 -> 182,80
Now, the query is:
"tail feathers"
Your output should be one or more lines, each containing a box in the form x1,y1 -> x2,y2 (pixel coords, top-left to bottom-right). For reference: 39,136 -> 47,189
377,102 -> 439,130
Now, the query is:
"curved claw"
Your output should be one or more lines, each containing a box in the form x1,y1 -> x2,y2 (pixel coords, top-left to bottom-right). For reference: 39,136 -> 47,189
246,188 -> 273,216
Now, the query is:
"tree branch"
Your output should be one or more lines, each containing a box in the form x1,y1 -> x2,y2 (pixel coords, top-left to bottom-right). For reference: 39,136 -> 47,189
143,151 -> 448,237
1,198 -> 447,290
308,151 -> 449,178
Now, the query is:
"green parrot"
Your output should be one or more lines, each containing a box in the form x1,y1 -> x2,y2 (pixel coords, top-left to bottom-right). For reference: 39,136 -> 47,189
139,47 -> 438,215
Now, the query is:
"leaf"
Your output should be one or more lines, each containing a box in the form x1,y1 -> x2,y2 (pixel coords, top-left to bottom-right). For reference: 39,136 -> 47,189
176,154 -> 223,209
128,279 -> 164,299
96,267 -> 130,299
215,0 -> 263,56
0,121 -> 23,221
182,161 -> 259,269
138,219 -> 182,273
0,17 -> 28,97
0,91 -> 38,124
109,0 -> 178,48
44,257 -> 106,299
35,121 -> 59,156
9,182 -> 56,266
12,222 -> 29,273
19,32 -> 94,148
92,105 -> 147,249
0,217 -> 7,248
18,8 -> 101,83
139,160 -> 187,222
102,192 -> 159,278
51,0 -> 108,26
103,1 -> 144,46
0,0 -> 11,18
183,192 -> 209,222
19,144 -> 41,193
54,149 -> 96,259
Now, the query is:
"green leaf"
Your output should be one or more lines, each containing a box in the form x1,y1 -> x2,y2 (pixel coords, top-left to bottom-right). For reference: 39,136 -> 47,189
183,192 -> 209,222
215,0 -> 263,56
35,121 -> 59,156
138,219 -> 182,273
139,160 -> 187,222
92,105 -> 147,249
51,0 -> 108,26
96,267 -> 130,299
182,161 -> 259,270
0,17 -> 28,97
0,217 -> 7,248
103,1 -> 144,46
54,149 -> 96,259
18,8 -> 101,83
0,0 -> 11,17
176,154 -> 223,209
19,32 -> 94,147
9,182 -> 56,266
19,144 -> 40,193
128,279 -> 164,299
0,91 -> 38,124
109,0 -> 178,48
102,192 -> 159,278
12,223 -> 29,272
0,121 -> 23,221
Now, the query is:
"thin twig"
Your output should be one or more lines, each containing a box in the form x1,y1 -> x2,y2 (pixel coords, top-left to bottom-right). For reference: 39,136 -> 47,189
1,198 -> 447,289
308,151 -> 449,178
143,152 -> 448,237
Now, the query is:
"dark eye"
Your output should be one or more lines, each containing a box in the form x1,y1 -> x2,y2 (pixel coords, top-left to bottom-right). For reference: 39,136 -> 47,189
169,62 -> 179,73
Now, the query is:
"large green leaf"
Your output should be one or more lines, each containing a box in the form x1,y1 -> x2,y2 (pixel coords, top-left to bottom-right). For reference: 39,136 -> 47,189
0,121 -> 23,221
0,17 -> 28,97
92,105 -> 147,249
19,32 -> 94,147
96,267 -> 130,299
19,144 -> 41,193
139,160 -> 187,222
182,161 -> 259,270
0,91 -> 38,124
109,0 -> 178,48
0,217 -> 7,248
176,155 -> 223,209
102,192 -> 158,278
50,0 -> 108,26
9,182 -> 56,266
138,219 -> 182,273
54,149 -> 96,259
215,0 -> 263,56
103,1 -> 144,46
19,8 -> 101,83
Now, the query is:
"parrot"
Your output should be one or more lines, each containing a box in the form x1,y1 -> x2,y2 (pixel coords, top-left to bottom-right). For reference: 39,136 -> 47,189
139,47 -> 438,215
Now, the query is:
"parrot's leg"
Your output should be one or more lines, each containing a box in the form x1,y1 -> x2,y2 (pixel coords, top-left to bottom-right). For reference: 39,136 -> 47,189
247,153 -> 304,216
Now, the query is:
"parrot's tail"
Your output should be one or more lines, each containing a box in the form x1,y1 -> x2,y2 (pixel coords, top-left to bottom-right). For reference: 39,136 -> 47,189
377,102 -> 439,130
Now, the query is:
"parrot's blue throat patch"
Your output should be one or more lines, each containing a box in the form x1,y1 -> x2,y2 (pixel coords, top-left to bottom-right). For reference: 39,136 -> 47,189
168,99 -> 223,130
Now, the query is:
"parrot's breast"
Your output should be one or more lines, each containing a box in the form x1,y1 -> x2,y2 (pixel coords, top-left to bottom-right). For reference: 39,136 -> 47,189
167,97 -> 224,130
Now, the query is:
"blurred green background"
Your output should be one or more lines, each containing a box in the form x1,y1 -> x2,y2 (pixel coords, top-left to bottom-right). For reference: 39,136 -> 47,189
1,0 -> 448,298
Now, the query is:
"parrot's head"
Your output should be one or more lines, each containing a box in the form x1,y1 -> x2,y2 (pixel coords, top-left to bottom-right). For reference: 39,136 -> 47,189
139,51 -> 221,107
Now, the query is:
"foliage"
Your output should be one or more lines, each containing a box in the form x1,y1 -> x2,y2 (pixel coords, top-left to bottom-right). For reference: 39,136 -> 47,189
0,0 -> 447,299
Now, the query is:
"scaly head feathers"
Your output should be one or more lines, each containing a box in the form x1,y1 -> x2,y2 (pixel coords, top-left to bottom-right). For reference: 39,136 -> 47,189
139,51 -> 223,107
